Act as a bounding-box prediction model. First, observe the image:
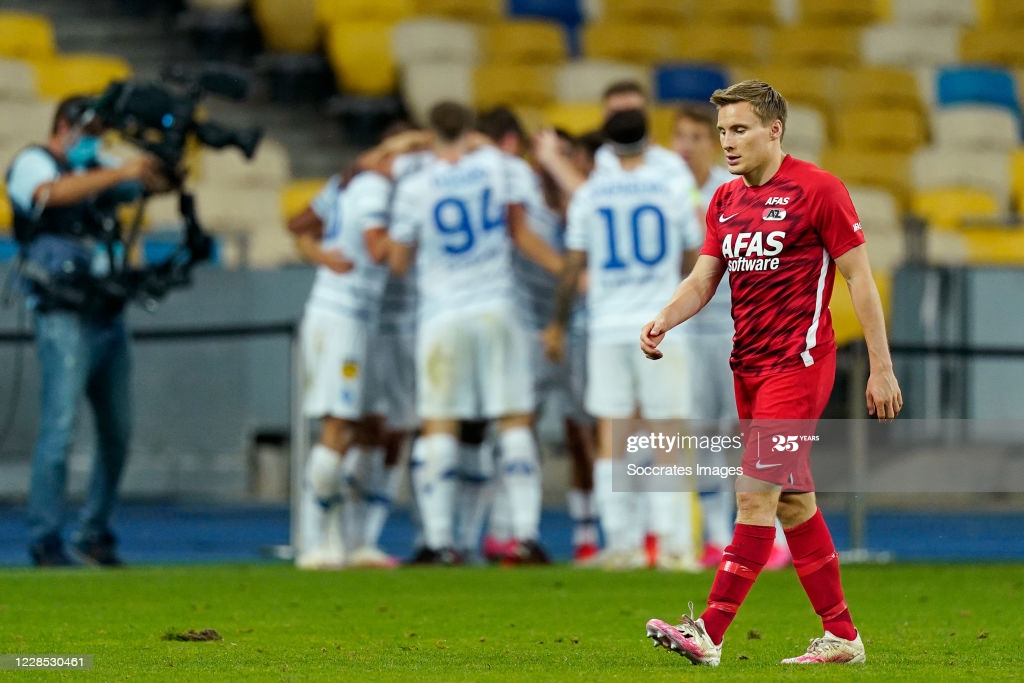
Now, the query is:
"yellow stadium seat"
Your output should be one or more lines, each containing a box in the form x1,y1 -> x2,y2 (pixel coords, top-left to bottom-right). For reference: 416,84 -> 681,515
820,147 -> 913,210
739,65 -> 835,115
1010,148 -> 1024,212
542,103 -> 605,136
32,54 -> 132,99
961,28 -> 1024,68
832,66 -> 923,114
280,178 -> 330,222
833,106 -> 927,152
412,0 -> 502,23
480,20 -> 566,65
962,227 -> 1024,265
648,106 -> 676,148
582,22 -> 678,65
473,64 -> 555,110
912,187 -> 1002,229
830,271 -> 892,346
316,0 -> 414,25
675,25 -> 768,67
0,12 -> 55,60
325,22 -> 397,96
602,0 -> 691,23
977,0 -> 1024,26
251,0 -> 318,53
770,25 -> 861,67
0,183 -> 12,232
693,0 -> 778,26
799,0 -> 886,25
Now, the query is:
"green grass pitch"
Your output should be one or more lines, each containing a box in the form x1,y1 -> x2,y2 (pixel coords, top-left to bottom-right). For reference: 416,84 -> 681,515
1,563 -> 1021,681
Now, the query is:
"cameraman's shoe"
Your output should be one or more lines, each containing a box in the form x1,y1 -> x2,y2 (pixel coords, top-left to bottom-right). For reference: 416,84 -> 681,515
30,536 -> 77,567
72,531 -> 124,567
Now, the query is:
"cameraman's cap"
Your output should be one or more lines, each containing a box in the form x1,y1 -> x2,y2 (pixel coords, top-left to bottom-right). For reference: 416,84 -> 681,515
603,108 -> 648,157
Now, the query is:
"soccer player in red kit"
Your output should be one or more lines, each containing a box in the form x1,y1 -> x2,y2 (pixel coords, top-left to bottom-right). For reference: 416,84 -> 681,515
641,80 -> 902,666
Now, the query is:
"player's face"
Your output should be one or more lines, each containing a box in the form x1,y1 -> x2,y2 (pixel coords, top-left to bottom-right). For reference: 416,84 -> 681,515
717,101 -> 780,181
603,92 -> 647,116
672,117 -> 717,176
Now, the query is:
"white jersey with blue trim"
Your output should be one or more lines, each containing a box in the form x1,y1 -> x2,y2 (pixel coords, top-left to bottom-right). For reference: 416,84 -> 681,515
306,171 -> 391,321
595,143 -> 697,185
565,158 -> 702,343
508,156 -> 563,331
390,146 -> 529,322
686,165 -> 735,336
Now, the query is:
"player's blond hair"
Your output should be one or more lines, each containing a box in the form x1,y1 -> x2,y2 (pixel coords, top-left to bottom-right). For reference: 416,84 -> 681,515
710,80 -> 788,141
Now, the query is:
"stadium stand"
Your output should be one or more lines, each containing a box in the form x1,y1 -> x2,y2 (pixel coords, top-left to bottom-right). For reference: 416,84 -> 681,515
0,58 -> 37,100
797,0 -> 885,26
890,0 -> 976,26
599,0 -> 690,24
654,64 -> 729,103
770,24 -> 862,68
911,187 -> 1003,230
32,53 -> 132,99
0,11 -> 56,59
580,22 -> 678,65
472,63 -> 556,110
553,59 -> 650,103
833,106 -> 928,153
250,0 -> 319,54
931,105 -> 1019,151
316,0 -> 415,24
479,19 -> 566,64
860,25 -> 961,68
324,21 -> 397,96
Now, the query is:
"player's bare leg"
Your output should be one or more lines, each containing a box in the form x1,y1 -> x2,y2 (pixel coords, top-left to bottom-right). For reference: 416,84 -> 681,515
777,492 -> 863,664
297,416 -> 356,570
494,413 -> 550,564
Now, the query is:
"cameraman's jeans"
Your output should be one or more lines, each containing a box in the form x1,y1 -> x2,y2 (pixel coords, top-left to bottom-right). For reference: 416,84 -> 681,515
28,309 -> 132,547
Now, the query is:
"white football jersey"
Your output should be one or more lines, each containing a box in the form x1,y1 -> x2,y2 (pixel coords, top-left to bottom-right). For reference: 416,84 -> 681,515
686,165 -> 735,336
566,158 -> 702,343
595,143 -> 696,185
306,171 -> 391,321
507,156 -> 563,331
390,146 -> 528,322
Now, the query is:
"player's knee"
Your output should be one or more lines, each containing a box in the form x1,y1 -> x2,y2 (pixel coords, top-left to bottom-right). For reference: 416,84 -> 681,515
777,494 -> 816,528
734,491 -> 778,526
458,419 -> 488,446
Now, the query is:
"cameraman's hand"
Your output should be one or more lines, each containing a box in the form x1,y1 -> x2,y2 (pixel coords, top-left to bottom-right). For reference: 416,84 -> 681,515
120,156 -> 175,194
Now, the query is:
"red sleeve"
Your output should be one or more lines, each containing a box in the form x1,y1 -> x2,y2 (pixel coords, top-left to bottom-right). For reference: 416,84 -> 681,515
699,183 -> 726,259
814,173 -> 865,260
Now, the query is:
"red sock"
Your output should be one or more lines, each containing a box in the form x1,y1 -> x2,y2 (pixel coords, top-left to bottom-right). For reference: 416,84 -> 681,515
784,509 -> 857,641
700,523 -> 775,645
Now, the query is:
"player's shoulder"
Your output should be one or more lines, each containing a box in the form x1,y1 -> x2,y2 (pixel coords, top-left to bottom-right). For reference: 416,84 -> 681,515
347,169 -> 391,193
784,155 -> 846,193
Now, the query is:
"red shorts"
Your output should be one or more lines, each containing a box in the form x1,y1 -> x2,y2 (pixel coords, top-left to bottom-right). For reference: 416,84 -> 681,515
733,352 -> 836,491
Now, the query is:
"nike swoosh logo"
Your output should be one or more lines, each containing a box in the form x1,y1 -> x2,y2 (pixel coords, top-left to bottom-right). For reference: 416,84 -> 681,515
719,213 -> 739,222
754,461 -> 782,469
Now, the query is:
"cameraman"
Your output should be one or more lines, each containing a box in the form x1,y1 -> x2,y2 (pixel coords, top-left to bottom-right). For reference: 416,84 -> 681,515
5,95 -> 172,567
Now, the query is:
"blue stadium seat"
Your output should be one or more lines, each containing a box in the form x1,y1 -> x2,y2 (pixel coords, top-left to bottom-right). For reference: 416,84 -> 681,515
936,66 -> 1021,117
654,64 -> 729,103
508,0 -> 583,54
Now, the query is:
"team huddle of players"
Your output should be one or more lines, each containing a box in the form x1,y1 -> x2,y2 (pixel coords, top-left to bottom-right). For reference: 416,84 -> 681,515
288,80 -> 790,570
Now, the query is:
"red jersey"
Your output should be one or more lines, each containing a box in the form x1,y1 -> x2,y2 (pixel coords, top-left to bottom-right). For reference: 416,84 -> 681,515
700,155 -> 865,376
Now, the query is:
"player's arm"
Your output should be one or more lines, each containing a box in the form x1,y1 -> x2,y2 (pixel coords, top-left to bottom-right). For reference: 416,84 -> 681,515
543,248 -> 587,363
835,244 -> 903,421
387,180 -> 418,276
508,203 -> 564,275
287,207 -> 323,239
292,232 -> 353,274
533,128 -> 586,196
388,241 -> 415,276
355,130 -> 432,178
641,254 -> 725,359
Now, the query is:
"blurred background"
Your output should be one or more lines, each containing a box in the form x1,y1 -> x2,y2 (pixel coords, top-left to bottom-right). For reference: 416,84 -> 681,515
0,0 -> 1023,564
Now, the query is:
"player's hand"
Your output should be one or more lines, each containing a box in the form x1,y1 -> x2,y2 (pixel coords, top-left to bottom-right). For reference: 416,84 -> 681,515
532,128 -> 560,169
576,270 -> 589,295
542,323 -> 566,363
866,368 -> 902,422
640,315 -> 668,360
319,248 -> 354,274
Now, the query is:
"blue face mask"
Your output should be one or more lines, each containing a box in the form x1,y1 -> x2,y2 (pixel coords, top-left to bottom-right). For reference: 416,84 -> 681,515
66,135 -> 101,169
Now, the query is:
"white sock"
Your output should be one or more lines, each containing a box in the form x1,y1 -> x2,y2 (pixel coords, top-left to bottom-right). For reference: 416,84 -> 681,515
647,491 -> 695,556
594,459 -> 637,554
488,471 -> 512,543
301,444 -> 346,553
410,434 -> 458,550
455,440 -> 493,553
362,450 -> 401,549
342,446 -> 369,550
499,427 -> 542,542
627,445 -> 656,547
701,489 -> 735,548
567,489 -> 598,548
